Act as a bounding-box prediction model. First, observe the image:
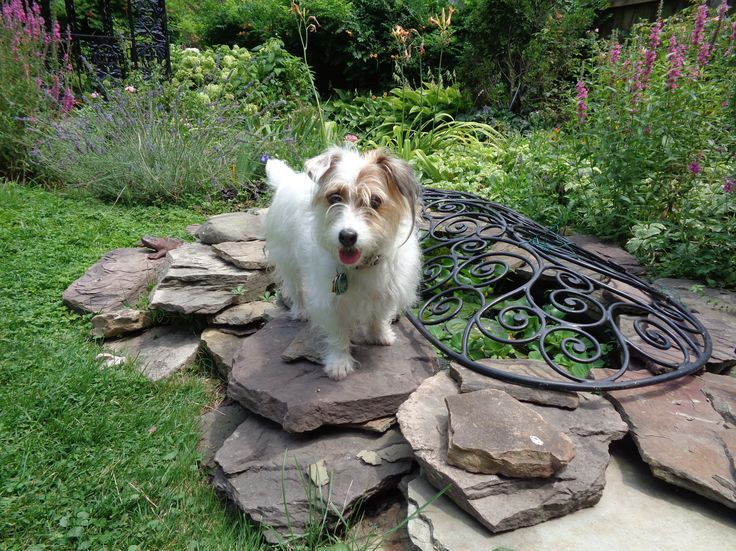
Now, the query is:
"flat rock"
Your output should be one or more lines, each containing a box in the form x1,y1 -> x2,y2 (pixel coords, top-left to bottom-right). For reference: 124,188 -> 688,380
63,248 -> 163,314
397,372 -> 627,533
402,445 -> 736,551
449,361 -> 579,409
349,497 -> 410,551
594,369 -> 736,509
200,328 -> 246,378
654,278 -> 736,372
105,325 -> 200,381
213,417 -> 414,541
281,326 -> 322,364
702,372 -> 736,425
149,243 -> 273,315
345,416 -> 397,434
446,389 -> 576,477
212,241 -> 269,270
198,401 -> 250,469
228,316 -> 438,432
195,209 -> 267,244
568,234 -> 646,275
211,301 -> 280,326
90,308 -> 153,338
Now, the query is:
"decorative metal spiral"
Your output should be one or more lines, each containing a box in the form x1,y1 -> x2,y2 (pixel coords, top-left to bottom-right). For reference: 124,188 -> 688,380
407,188 -> 712,392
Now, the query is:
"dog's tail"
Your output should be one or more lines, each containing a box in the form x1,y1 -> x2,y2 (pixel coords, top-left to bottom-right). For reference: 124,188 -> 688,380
265,159 -> 298,190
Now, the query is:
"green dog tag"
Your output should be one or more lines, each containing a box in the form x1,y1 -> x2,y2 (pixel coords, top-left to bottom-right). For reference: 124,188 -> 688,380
332,271 -> 348,295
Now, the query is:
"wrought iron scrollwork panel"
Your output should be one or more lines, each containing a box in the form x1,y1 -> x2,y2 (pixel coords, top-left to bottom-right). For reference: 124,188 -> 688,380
407,188 -> 711,391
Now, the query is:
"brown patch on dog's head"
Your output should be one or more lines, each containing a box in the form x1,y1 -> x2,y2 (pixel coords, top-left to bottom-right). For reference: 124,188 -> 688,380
360,148 -> 419,232
305,147 -> 342,186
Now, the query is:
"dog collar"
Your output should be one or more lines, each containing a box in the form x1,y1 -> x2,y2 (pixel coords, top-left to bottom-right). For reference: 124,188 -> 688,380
331,255 -> 383,295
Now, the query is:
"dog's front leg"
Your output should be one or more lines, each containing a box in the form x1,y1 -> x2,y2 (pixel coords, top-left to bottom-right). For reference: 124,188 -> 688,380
317,315 -> 354,381
365,312 -> 397,346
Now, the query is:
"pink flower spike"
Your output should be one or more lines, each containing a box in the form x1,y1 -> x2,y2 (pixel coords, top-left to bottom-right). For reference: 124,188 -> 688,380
718,2 -> 730,20
609,41 -> 622,63
61,87 -> 75,113
576,81 -> 588,122
344,134 -> 359,143
692,3 -> 709,46
688,161 -> 702,175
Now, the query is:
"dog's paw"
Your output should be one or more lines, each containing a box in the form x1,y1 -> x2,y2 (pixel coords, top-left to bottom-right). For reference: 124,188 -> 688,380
365,325 -> 396,346
323,356 -> 355,381
288,307 -> 309,322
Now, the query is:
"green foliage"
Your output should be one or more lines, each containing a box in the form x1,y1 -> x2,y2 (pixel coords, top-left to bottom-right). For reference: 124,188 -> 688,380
169,39 -> 313,112
568,6 -> 736,283
29,87 -> 250,206
456,0 -> 606,115
0,182 -> 267,549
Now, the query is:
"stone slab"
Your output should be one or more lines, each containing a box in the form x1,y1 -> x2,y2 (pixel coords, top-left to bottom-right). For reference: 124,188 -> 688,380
149,243 -> 273,315
449,361 -> 580,409
211,301 -> 280,326
446,389 -> 576,477
403,444 -> 736,551
200,328 -> 246,378
198,401 -> 250,469
212,241 -> 269,270
63,248 -> 163,314
105,325 -> 200,381
90,308 -> 153,338
213,416 -> 414,540
594,369 -> 736,509
228,316 -> 438,432
654,278 -> 736,372
568,234 -> 646,275
195,209 -> 267,244
397,372 -> 628,533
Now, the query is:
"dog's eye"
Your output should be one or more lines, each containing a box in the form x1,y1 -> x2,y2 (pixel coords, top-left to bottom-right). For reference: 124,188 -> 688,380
328,193 -> 343,205
369,195 -> 382,209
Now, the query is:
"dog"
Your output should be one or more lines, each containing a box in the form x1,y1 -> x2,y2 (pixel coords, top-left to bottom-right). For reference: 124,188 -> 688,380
264,146 -> 422,380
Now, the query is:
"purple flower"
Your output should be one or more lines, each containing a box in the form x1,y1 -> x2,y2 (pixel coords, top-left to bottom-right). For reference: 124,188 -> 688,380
688,161 -> 702,175
609,41 -> 622,63
666,35 -> 685,89
697,41 -> 711,66
260,154 -> 269,163
718,2 -> 730,20
576,81 -> 588,122
649,19 -> 663,50
692,3 -> 709,46
724,179 -> 735,193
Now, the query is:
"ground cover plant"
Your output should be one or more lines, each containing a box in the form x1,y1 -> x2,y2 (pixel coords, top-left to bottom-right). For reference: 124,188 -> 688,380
0,182 -> 266,549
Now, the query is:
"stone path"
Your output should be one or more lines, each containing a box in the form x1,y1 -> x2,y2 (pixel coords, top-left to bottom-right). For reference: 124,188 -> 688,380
61,212 -> 736,546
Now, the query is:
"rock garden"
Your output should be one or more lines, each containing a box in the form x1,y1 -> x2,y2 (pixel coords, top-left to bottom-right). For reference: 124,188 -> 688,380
62,206 -> 736,549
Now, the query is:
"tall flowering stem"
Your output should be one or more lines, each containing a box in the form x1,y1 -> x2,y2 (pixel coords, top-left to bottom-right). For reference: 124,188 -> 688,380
576,81 -> 588,122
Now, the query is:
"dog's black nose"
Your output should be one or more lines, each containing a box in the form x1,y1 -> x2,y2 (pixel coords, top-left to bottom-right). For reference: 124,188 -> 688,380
339,229 -> 358,247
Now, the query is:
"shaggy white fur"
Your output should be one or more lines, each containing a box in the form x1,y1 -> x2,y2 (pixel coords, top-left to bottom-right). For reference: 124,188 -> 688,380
264,146 -> 421,380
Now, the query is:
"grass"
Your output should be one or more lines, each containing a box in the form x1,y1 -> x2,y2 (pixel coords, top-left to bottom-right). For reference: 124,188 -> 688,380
0,182 -> 266,549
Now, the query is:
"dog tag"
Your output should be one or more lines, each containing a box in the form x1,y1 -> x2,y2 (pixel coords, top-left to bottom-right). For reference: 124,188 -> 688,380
332,271 -> 348,295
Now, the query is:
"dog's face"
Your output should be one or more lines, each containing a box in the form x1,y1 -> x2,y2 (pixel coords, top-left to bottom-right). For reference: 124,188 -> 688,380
306,147 -> 418,267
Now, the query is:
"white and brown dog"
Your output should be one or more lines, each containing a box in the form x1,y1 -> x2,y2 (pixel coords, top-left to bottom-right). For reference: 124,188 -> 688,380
264,146 -> 421,380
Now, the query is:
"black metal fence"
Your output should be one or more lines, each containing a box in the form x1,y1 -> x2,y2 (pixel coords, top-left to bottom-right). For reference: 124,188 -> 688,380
40,0 -> 170,82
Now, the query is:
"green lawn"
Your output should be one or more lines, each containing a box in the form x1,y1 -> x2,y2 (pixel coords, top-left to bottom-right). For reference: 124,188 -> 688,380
0,182 -> 265,549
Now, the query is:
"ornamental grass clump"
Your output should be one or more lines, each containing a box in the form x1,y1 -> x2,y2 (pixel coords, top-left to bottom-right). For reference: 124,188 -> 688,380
29,87 -> 248,206
0,0 -> 74,175
570,2 -> 736,285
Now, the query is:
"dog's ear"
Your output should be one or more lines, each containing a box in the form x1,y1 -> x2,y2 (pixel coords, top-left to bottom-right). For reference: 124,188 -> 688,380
305,148 -> 342,185
367,149 -> 419,209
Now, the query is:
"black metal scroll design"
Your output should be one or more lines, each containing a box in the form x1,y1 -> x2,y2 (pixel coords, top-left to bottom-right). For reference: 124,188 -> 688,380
128,0 -> 171,76
407,188 -> 712,392
49,0 -> 170,82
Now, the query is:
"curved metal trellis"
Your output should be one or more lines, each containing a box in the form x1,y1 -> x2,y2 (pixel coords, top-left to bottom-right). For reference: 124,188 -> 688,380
406,188 -> 712,392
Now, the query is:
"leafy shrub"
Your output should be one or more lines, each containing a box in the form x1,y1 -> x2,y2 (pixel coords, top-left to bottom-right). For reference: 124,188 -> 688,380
0,0 -> 74,176
456,0 -> 605,115
570,5 -> 736,231
169,39 -> 312,112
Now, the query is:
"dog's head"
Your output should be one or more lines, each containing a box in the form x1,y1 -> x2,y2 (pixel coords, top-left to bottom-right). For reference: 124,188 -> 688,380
306,146 -> 418,267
